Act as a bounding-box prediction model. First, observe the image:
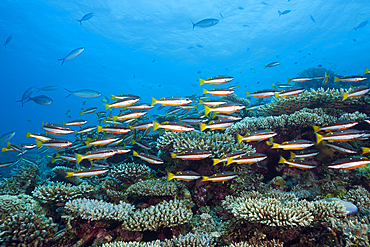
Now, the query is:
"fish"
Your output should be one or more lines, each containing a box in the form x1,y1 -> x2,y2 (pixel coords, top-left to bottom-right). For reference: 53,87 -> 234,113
334,76 -> 367,84
196,45 -> 203,48
316,129 -> 365,143
180,117 -> 208,125
279,156 -> 316,169
75,126 -> 97,135
204,103 -> 245,116
192,18 -> 219,30
97,125 -> 131,134
152,97 -> 192,106
199,75 -> 234,85
264,62 -> 280,68
310,15 -> 316,23
0,160 -> 19,169
202,171 -> 238,182
65,88 -> 101,98
131,121 -> 154,130
354,21 -> 368,31
25,132 -> 54,142
43,123 -> 74,135
58,47 -> 85,65
320,198 -> 357,215
237,130 -> 277,143
214,113 -> 242,121
105,97 -> 140,110
63,119 -> 88,126
112,111 -> 148,121
246,104 -> 264,111
268,139 -> 315,150
36,86 -> 59,92
200,119 -> 234,131
246,89 -> 277,98
56,153 -> 76,161
203,88 -> 235,96
91,160 -> 109,168
199,99 -> 229,106
168,171 -> 201,181
77,13 -> 94,26
15,87 -> 35,107
0,131 -> 15,145
227,153 -> 268,166
66,168 -> 108,178
325,142 -> 357,154
133,151 -> 163,164
3,35 -> 12,48
36,139 -> 72,149
313,120 -> 358,132
80,107 -> 98,115
250,68 -> 255,73
111,94 -> 140,100
212,150 -> 247,165
153,121 -> 195,132
343,86 -> 370,100
328,157 -> 370,169
275,87 -> 305,97
290,149 -> 320,159
171,150 -> 212,160
25,95 -> 53,106
101,96 -> 109,103
75,148 -> 117,163
85,135 -> 121,146
132,140 -> 151,150
127,103 -> 154,110
278,10 -> 291,17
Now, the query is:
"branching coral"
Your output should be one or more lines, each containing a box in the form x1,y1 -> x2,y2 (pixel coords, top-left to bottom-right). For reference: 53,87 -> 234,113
32,181 -> 95,205
343,186 -> 370,214
228,239 -> 284,247
0,162 -> 38,195
0,211 -> 58,246
102,241 -> 162,247
157,131 -> 255,158
226,107 -> 367,136
259,87 -> 370,116
328,216 -> 370,246
162,232 -> 216,247
111,162 -> 153,185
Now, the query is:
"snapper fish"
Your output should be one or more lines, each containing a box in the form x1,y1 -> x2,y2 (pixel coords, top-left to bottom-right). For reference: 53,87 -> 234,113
22,95 -> 53,106
191,18 -> 219,30
316,129 -> 364,143
290,149 -> 320,159
204,103 -> 245,116
328,157 -> 370,169
168,171 -> 201,181
171,150 -> 212,160
36,86 -> 58,92
237,130 -> 277,143
313,120 -> 358,132
199,75 -> 234,85
279,156 -> 316,169
0,131 -> 15,145
264,62 -> 280,69
151,96 -> 192,106
66,168 -> 108,178
133,151 -> 163,164
65,88 -> 101,98
58,47 -> 85,65
246,89 -> 277,98
268,139 -> 315,150
343,86 -> 370,100
325,142 -> 357,154
202,171 -> 238,182
77,13 -> 94,26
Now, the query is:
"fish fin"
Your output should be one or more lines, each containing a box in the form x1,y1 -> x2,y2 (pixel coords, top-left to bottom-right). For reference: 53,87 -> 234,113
1,148 -> 7,152
204,105 -> 210,116
58,58 -> 65,65
364,68 -> 369,74
226,157 -> 234,166
246,92 -> 250,96
77,19 -> 82,26
271,143 -> 280,149
200,123 -> 207,132
264,65 -> 267,69
151,97 -> 157,106
199,78 -> 205,86
171,153 -> 177,159
202,88 -> 208,95
287,78 -> 291,83
36,140 -> 42,148
279,156 -> 286,164
313,125 -> 320,133
361,147 -> 370,154
202,176 -> 209,181
343,92 -> 348,101
168,172 -> 175,181
237,134 -> 244,144
75,154 -> 84,164
65,172 -> 74,178
6,142 -> 11,148
133,150 -> 138,157
97,125 -> 103,133
191,20 -> 195,30
274,92 -> 279,97
316,133 -> 323,144
51,158 -> 56,163
64,88 -> 72,97
290,152 -> 296,160
278,10 -> 281,16
153,121 -> 160,131
105,104 -> 110,110
213,158 -> 220,166
113,116 -> 118,121
334,77 -> 339,82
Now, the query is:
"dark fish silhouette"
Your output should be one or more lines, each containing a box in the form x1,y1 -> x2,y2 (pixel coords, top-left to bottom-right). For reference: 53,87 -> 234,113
278,10 -> 291,17
77,13 -> 94,26
310,15 -> 316,23
191,18 -> 219,30
3,35 -> 12,48
354,21 -> 368,31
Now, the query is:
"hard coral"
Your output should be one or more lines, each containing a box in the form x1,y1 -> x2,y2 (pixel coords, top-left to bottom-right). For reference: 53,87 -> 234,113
0,162 -> 38,195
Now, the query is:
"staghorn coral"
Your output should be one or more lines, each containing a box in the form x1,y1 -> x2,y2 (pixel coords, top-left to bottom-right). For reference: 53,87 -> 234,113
124,179 -> 191,199
157,131 -> 255,158
0,194 -> 44,217
222,191 -> 347,227
162,232 -> 216,246
102,241 -> 162,247
328,216 -> 370,246
0,211 -> 58,246
220,94 -> 250,106
0,162 -> 38,195
226,107 -> 367,136
52,166 -> 82,185
343,186 -> 370,214
64,198 -> 193,231
32,181 -> 95,205
259,87 -> 370,116
111,162 -> 153,185
228,239 -> 284,247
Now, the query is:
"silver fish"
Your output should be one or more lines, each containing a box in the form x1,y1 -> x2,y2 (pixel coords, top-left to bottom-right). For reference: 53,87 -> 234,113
28,95 -> 53,105
192,18 -> 219,30
3,35 -> 12,48
65,88 -> 101,98
77,13 -> 94,26
0,131 -> 15,145
58,47 -> 85,65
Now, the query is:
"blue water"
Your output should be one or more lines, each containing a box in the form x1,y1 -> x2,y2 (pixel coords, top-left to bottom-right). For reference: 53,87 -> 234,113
1,0 -> 369,146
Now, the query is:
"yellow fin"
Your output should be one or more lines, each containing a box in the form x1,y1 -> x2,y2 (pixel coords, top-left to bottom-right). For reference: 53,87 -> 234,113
316,133 -> 323,144
168,172 -> 175,181
313,125 -> 320,133
199,78 -> 205,86
151,97 -> 157,106
237,134 -> 244,144
171,153 -> 177,159
213,158 -> 220,166
202,176 -> 209,181
75,154 -> 84,164
279,156 -> 287,164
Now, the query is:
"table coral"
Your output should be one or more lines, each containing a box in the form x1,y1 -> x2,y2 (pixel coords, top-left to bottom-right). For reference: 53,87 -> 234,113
111,162 -> 153,185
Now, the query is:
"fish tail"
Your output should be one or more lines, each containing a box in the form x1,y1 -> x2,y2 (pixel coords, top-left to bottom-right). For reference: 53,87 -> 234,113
1,148 -> 7,152
170,153 -> 177,159
75,153 -> 84,164
191,20 -> 195,30
316,133 -> 323,144
133,150 -> 138,157
271,143 -> 280,149
153,121 -> 160,131
25,131 -> 32,138
278,10 -> 281,17
151,97 -> 157,106
343,92 -> 348,101
237,134 -> 244,144
246,92 -> 250,96
36,140 -> 42,148
264,65 -> 267,69
290,152 -> 296,160
202,88 -> 208,95
202,176 -> 209,181
58,58 -> 65,65
279,156 -> 286,164
364,68 -> 370,74
274,92 -> 279,97
334,77 -> 339,83
105,104 -> 110,110
168,172 -> 175,181
64,88 -> 72,98
313,125 -> 320,133
97,125 -> 103,133
199,78 -> 205,85
226,157 -> 234,166
213,158 -> 220,166
200,123 -> 207,132
204,105 -> 211,116
287,78 -> 291,83
51,158 -> 56,163
66,172 -> 74,178
361,147 -> 370,154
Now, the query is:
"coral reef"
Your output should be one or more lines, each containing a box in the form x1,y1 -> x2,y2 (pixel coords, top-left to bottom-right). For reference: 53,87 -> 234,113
226,107 -> 367,136
220,93 -> 250,106
161,232 -> 216,246
52,166 -> 82,185
0,211 -> 58,246
0,194 -> 44,217
343,186 -> 370,214
0,162 -> 38,195
102,241 -> 161,247
157,131 -> 255,158
259,87 -> 370,116
328,216 -> 370,246
32,181 -> 95,205
111,162 -> 153,185
228,239 -> 284,247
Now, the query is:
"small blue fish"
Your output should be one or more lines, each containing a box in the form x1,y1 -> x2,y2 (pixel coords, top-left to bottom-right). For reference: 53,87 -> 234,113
187,46 -> 194,49
77,13 -> 94,26
310,15 -> 316,23
65,88 -> 101,98
3,35 -> 12,48
261,2 -> 268,5
278,10 -> 291,17
15,87 -> 35,107
28,95 -> 53,105
196,45 -> 203,48
58,47 -> 85,65
0,131 -> 15,145
243,24 -> 250,27
354,20 -> 368,31
191,18 -> 219,30
36,86 -> 59,92
239,7 -> 244,10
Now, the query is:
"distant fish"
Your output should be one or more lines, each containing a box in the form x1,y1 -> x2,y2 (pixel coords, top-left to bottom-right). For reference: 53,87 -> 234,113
168,171 -> 201,181
187,46 -> 194,49
261,2 -> 268,5
250,68 -> 255,73
239,7 -> 244,10
16,87 -> 35,107
3,35 -> 12,48
196,45 -> 203,48
0,131 -> 15,145
65,88 -> 101,98
310,15 -> 316,23
191,18 -> 219,30
27,95 -> 53,105
197,71 -> 201,74
152,59 -> 156,63
36,86 -> 58,92
278,10 -> 291,17
354,21 -> 368,31
353,39 -> 357,42
264,61 -> 280,68
77,12 -> 94,26
58,47 -> 85,65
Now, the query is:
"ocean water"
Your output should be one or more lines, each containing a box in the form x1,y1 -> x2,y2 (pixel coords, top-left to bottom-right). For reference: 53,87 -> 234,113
1,0 -> 370,246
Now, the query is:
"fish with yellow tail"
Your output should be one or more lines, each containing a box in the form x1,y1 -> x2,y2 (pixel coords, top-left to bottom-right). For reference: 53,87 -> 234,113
267,139 -> 315,150
364,68 -> 370,74
342,86 -> 370,101
111,94 -> 140,100
237,130 -> 277,143
151,96 -> 192,106
313,120 -> 358,133
246,89 -> 277,98
112,111 -> 148,121
226,153 -> 267,166
75,148 -> 117,164
133,150 -> 163,164
168,171 -> 201,181
328,157 -> 370,169
153,121 -> 194,132
290,149 -> 319,159
325,142 -> 357,154
212,150 -> 247,166
274,87 -> 305,97
97,125 -> 131,134
203,103 -> 245,116
316,129 -> 364,143
66,168 -> 108,178
199,75 -> 234,86
334,76 -> 367,84
171,150 -> 212,160
36,139 -> 72,149
104,97 -> 140,110
279,156 -> 316,169
202,171 -> 238,182
200,119 -> 234,131
202,88 -> 235,96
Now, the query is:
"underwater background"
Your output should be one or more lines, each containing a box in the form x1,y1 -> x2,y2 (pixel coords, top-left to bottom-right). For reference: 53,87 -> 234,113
1,0 -> 370,246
